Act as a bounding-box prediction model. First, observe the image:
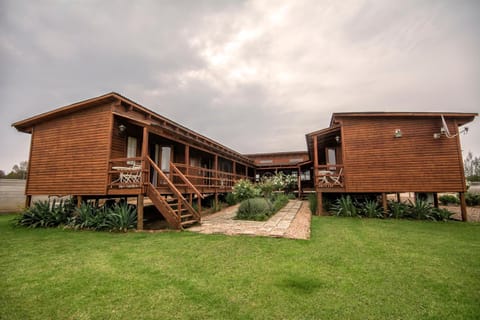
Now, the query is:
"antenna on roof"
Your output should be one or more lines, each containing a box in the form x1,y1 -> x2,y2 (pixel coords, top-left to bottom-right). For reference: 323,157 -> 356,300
437,115 -> 469,139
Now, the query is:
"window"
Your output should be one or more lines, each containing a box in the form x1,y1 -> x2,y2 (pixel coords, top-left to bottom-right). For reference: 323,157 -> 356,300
127,136 -> 137,164
161,147 -> 171,172
289,158 -> 303,163
326,148 -> 336,165
326,147 -> 336,170
301,170 -> 311,181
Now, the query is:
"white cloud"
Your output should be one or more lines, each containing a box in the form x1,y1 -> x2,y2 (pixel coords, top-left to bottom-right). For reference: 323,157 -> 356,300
0,0 -> 479,170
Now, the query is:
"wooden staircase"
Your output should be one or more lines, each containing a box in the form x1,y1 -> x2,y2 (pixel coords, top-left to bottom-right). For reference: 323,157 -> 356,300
146,157 -> 203,230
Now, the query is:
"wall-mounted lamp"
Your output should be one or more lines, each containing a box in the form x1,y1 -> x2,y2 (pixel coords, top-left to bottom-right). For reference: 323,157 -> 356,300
118,124 -> 126,133
433,133 -> 441,139
335,135 -> 341,143
394,129 -> 402,138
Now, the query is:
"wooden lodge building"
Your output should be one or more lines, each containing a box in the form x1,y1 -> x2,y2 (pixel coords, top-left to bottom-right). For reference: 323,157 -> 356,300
13,92 -> 477,228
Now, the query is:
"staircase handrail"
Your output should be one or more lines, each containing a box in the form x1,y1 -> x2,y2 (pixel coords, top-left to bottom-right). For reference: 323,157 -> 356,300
147,156 -> 201,221
170,162 -> 205,199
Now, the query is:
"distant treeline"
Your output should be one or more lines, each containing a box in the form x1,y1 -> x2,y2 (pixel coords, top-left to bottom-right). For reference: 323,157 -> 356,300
0,161 -> 28,180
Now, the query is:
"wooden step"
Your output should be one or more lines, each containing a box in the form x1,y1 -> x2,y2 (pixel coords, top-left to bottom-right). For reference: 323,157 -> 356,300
181,213 -> 194,219
181,219 -> 198,226
172,208 -> 189,214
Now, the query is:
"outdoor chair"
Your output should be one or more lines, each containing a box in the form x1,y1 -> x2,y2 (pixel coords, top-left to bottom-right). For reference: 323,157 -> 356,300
112,162 -> 142,187
330,168 -> 343,187
318,170 -> 332,187
122,164 -> 142,187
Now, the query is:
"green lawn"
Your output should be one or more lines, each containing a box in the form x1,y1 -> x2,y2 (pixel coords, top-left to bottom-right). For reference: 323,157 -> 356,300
1,215 -> 479,320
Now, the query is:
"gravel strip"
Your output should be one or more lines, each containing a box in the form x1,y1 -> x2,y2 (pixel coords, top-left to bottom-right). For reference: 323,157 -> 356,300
284,201 -> 311,240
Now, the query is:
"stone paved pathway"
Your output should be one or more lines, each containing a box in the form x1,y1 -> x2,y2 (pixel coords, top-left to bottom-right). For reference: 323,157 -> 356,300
188,200 -> 303,238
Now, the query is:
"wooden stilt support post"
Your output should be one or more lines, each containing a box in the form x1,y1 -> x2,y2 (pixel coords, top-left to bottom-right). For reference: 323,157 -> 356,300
25,195 -> 32,208
214,155 -> 218,189
433,193 -> 439,209
459,192 -> 467,222
215,192 -> 219,210
317,191 -> 323,215
141,127 -> 149,186
77,195 -> 82,208
233,161 -> 236,179
297,167 -> 301,199
396,193 -> 400,202
382,192 -> 388,217
137,194 -> 144,230
198,197 -> 202,216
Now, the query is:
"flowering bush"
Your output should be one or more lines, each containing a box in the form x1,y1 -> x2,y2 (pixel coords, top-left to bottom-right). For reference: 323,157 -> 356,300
260,172 -> 297,194
232,179 -> 260,202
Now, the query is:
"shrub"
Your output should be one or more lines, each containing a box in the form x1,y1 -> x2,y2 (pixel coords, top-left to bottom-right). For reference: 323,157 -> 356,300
430,208 -> 455,221
105,203 -> 137,232
465,192 -> 480,206
260,172 -> 297,194
388,201 -> 409,219
67,202 -> 136,232
225,193 -> 237,206
439,194 -> 459,206
209,199 -> 224,213
237,198 -> 272,221
360,200 -> 383,218
67,202 -> 108,230
308,193 -> 317,214
408,200 -> 434,220
16,199 -> 73,228
332,195 -> 358,217
258,179 -> 274,198
232,179 -> 260,202
271,193 -> 289,213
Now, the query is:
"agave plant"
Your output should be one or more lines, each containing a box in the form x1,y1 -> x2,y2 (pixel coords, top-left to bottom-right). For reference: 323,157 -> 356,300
16,199 -> 73,228
104,203 -> 137,232
332,195 -> 358,217
16,200 -> 53,228
408,200 -> 434,220
430,208 -> 454,222
388,201 -> 409,219
68,202 -> 108,230
361,200 -> 383,218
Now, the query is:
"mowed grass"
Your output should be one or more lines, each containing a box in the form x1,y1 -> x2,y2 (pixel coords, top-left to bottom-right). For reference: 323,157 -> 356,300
1,215 -> 479,320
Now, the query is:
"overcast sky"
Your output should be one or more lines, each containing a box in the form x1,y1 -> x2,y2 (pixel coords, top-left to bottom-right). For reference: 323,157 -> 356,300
1,0 -> 479,172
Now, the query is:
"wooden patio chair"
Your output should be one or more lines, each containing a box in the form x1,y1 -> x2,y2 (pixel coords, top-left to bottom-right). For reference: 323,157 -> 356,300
120,163 -> 142,187
330,168 -> 343,187
318,170 -> 332,187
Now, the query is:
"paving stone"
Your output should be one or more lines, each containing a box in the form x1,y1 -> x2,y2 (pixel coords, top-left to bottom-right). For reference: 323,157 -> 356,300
188,200 -> 306,239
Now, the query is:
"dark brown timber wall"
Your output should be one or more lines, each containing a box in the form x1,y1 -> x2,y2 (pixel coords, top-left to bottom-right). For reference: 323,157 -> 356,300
340,116 -> 465,193
26,104 -> 112,195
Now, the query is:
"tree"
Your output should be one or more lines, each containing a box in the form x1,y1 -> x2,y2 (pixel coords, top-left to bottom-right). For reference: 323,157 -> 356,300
464,152 -> 480,182
0,170 -> 5,178
5,161 -> 28,179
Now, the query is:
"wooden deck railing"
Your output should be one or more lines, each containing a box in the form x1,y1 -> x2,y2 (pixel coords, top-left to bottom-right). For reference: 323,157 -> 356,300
108,157 -> 252,192
315,164 -> 344,188
108,157 -> 146,189
170,162 -> 204,200
173,163 -> 249,189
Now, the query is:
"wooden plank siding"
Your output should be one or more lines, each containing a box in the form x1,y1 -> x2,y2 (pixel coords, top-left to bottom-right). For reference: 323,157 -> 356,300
26,103 -> 112,195
340,116 -> 465,193
14,93 -> 476,200
245,151 -> 309,168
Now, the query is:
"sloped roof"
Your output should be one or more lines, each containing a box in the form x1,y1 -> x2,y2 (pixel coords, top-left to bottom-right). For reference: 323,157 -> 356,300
12,92 -> 254,165
330,112 -> 477,127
